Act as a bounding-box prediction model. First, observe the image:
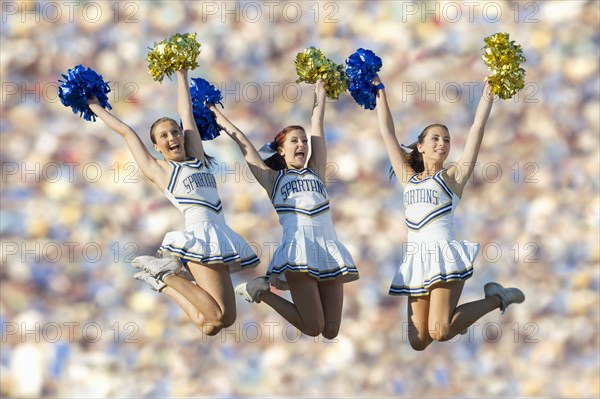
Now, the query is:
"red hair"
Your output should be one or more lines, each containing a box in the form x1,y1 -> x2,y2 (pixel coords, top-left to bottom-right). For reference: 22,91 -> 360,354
273,125 -> 305,149
265,125 -> 306,170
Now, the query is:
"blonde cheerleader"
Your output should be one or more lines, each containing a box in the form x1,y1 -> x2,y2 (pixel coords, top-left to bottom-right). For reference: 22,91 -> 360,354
88,69 -> 259,336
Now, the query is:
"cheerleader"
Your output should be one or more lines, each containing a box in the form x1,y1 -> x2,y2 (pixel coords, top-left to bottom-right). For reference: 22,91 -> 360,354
209,80 -> 358,339
87,69 -> 259,336
373,75 -> 524,350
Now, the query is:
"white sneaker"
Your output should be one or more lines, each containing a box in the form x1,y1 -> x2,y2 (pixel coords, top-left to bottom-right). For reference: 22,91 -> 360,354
235,277 -> 270,303
134,255 -> 194,281
484,282 -> 525,314
132,255 -> 179,282
134,271 -> 166,292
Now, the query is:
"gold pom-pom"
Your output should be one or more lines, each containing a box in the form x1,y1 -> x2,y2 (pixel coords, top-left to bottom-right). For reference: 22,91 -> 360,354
321,60 -> 349,100
147,32 -> 201,82
295,47 -> 328,84
482,32 -> 526,100
295,47 -> 348,100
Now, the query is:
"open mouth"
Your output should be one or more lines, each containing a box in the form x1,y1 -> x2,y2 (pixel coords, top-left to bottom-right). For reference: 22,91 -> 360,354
169,143 -> 181,152
295,151 -> 305,158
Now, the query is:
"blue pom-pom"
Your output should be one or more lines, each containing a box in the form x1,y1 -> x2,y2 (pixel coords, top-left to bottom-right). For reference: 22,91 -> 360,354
345,49 -> 383,110
189,77 -> 223,141
58,65 -> 112,121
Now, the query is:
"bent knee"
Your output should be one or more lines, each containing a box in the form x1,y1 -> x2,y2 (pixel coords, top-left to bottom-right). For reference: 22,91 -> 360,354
301,327 -> 322,337
407,329 -> 432,351
322,324 -> 339,340
195,314 -> 226,336
200,322 -> 222,336
300,321 -> 324,337
201,310 -> 236,332
429,325 -> 453,342
409,337 -> 431,351
220,311 -> 237,329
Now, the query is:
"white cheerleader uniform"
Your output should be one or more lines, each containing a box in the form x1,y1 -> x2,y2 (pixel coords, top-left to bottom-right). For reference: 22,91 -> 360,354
267,168 -> 359,290
389,170 -> 479,296
156,158 -> 259,272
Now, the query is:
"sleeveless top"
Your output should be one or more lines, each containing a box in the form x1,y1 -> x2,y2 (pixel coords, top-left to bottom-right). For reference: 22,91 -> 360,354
403,170 -> 459,243
162,158 -> 222,225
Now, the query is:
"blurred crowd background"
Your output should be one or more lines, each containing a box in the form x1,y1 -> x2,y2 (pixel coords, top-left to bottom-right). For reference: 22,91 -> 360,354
1,1 -> 598,397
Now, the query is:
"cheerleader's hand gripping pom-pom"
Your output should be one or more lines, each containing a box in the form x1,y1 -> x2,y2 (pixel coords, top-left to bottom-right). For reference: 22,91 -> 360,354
58,65 -> 112,122
295,47 -> 349,100
345,48 -> 383,110
189,77 -> 222,141
482,32 -> 526,100
147,32 -> 201,82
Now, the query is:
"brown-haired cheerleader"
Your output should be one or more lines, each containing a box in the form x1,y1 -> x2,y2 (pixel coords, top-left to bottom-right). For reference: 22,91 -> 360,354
373,75 -> 524,350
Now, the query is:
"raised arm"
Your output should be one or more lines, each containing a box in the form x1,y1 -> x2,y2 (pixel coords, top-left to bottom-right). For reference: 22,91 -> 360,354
87,97 -> 169,190
373,76 -> 415,186
307,79 -> 326,180
446,83 -> 494,196
209,105 -> 277,195
177,70 -> 205,162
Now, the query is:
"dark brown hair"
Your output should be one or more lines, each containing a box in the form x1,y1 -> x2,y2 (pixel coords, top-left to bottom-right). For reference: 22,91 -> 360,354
390,124 -> 449,178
